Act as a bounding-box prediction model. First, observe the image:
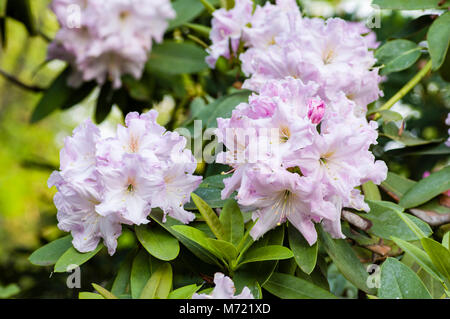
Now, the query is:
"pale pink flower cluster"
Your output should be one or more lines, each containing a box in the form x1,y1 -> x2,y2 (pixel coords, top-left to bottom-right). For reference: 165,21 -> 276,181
213,1 -> 387,244
192,273 -> 254,299
48,111 -> 202,255
48,0 -> 175,88
446,113 -> 450,147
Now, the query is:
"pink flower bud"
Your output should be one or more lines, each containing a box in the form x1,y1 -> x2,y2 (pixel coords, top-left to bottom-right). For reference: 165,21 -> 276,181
307,98 -> 325,124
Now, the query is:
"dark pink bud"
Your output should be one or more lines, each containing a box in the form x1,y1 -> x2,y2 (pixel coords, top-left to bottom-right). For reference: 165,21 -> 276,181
307,98 -> 325,124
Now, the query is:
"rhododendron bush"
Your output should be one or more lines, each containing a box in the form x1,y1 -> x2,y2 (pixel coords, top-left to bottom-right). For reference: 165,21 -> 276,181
2,0 -> 446,300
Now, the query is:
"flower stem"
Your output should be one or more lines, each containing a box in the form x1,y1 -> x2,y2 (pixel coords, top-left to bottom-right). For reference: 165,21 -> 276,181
200,0 -> 216,14
373,60 -> 432,120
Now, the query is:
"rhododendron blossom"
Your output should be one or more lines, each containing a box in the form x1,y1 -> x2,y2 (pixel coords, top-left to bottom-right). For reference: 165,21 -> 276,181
446,113 -> 450,147
48,111 -> 201,255
216,78 -> 387,244
48,0 -> 175,88
192,273 -> 254,299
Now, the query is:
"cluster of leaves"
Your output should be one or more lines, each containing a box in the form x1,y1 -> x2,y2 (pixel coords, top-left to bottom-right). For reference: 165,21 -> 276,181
2,0 -> 450,299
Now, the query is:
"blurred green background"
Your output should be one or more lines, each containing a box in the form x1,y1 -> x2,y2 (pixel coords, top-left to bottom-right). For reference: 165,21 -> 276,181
0,0 -> 448,298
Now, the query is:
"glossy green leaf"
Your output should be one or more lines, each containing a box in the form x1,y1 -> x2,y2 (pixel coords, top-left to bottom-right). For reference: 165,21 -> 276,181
219,199 -> 244,246
207,238 -> 238,264
28,235 -> 72,266
135,225 -> 180,261
111,250 -> 135,296
205,90 -> 253,128
168,284 -> 200,299
238,245 -> 293,266
427,12 -> 450,70
382,122 -> 439,146
92,283 -> 118,299
168,0 -> 205,30
379,257 -> 432,299
376,40 -> 422,75
364,200 -> 432,241
399,166 -> 450,209
362,181 -> 382,201
443,232 -> 450,249
421,238 -> 450,281
130,250 -> 152,299
263,273 -> 337,299
0,284 -> 20,299
54,244 -> 103,273
288,225 -> 318,275
318,226 -> 374,294
372,0 -> 449,9
140,263 -> 173,299
392,237 -> 444,282
150,211 -> 221,266
191,193 -> 226,241
380,171 -> 416,199
78,292 -> 104,299
146,41 -> 208,75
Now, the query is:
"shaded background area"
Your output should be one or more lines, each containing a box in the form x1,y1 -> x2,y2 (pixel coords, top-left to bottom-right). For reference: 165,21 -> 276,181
0,0 -> 448,298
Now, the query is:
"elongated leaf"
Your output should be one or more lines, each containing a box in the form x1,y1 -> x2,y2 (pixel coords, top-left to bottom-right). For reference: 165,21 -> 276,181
130,250 -> 151,299
443,232 -> 450,249
288,225 -> 318,275
392,237 -> 444,282
238,245 -> 293,266
78,292 -> 104,299
146,41 -> 208,75
0,284 -> 20,299
168,284 -> 200,299
150,211 -> 221,266
263,273 -> 337,299
379,257 -> 432,299
375,40 -> 422,75
29,235 -> 72,266
54,244 -> 103,273
111,250 -> 135,296
135,225 -> 180,261
140,263 -> 173,299
364,200 -> 432,241
421,238 -> 450,281
219,199 -> 244,246
427,12 -> 450,70
6,0 -> 36,35
205,91 -> 252,128
380,172 -> 416,199
191,193 -> 226,241
382,122 -> 439,146
92,283 -> 118,299
362,181 -> 382,201
168,0 -> 205,30
207,238 -> 238,264
95,82 -> 114,124
372,0 -> 449,9
318,226 -> 374,294
399,166 -> 450,208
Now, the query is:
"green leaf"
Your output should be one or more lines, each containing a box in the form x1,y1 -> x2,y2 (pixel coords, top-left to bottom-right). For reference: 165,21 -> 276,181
92,283 -> 118,299
168,284 -> 200,299
135,225 -> 180,261
318,226 -> 374,294
6,0 -> 36,35
238,245 -> 293,266
146,41 -> 208,75
204,90 -> 252,128
421,238 -> 450,281
78,292 -> 104,299
372,0 -> 449,9
427,12 -> 450,70
375,40 -> 422,75
362,181 -> 382,201
399,166 -> 450,209
168,0 -> 205,30
140,263 -> 173,299
184,175 -> 230,210
191,193 -> 226,241
207,238 -> 238,264
54,244 -> 103,273
391,237 -> 444,282
443,232 -> 450,249
111,250 -> 135,296
219,199 -> 244,246
31,68 -> 95,123
263,273 -> 337,299
379,257 -> 432,299
288,225 -> 318,275
382,122 -> 440,147
150,211 -> 221,266
0,284 -> 20,299
379,110 -> 403,123
28,235 -> 72,266
380,171 -> 416,199
364,200 -> 432,241
130,250 -> 152,299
